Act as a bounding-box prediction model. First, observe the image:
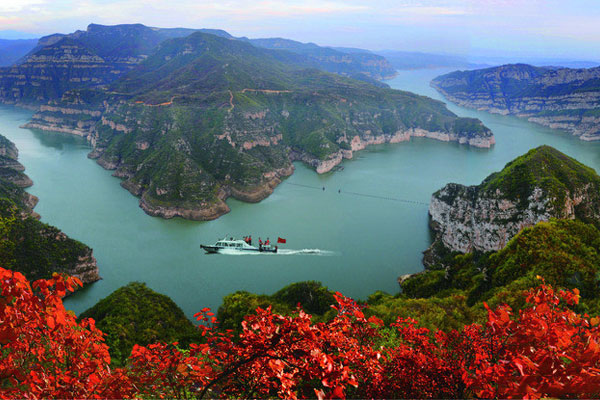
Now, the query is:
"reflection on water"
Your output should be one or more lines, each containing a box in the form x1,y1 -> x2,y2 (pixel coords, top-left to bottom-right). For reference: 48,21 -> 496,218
29,129 -> 90,151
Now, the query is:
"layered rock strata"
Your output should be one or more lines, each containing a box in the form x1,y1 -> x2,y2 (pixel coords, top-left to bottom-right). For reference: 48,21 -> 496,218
425,146 -> 600,265
432,64 -> 600,140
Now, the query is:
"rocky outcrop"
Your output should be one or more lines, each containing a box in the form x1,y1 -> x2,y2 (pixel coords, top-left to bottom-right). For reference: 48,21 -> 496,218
425,146 -> 600,266
52,234 -> 101,287
0,134 -> 38,216
432,64 -> 600,140
136,164 -> 295,220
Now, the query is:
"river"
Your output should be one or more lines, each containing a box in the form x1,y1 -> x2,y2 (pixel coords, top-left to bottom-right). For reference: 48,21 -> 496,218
1,67 -> 599,319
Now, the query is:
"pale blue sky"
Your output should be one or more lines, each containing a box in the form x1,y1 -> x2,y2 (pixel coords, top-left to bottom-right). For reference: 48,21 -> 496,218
1,0 -> 599,59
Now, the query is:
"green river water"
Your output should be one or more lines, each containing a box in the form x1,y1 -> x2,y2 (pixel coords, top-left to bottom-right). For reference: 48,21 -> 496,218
1,68 -> 599,319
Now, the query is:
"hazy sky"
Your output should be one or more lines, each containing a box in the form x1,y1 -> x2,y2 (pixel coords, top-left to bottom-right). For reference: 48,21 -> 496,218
1,0 -> 599,60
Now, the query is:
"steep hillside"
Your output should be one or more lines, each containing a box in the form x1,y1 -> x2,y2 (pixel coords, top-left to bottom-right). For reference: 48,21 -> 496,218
26,31 -> 493,220
0,134 -> 36,212
426,146 -> 600,264
432,64 -> 600,140
0,23 -> 394,106
0,24 -> 199,104
404,219 -> 600,316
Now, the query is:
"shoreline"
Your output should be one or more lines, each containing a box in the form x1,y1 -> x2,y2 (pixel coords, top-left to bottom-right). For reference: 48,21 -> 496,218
431,82 -> 600,141
10,100 -> 494,222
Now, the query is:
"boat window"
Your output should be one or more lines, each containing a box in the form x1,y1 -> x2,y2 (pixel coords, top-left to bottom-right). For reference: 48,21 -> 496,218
216,242 -> 223,246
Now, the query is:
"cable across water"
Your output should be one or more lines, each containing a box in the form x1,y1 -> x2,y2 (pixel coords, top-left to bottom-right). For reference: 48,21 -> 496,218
283,182 -> 429,206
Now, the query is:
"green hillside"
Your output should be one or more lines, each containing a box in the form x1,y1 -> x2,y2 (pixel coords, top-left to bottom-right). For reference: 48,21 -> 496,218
80,282 -> 203,365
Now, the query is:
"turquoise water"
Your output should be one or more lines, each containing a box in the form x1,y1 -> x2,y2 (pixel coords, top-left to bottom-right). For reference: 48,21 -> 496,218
1,68 -> 599,319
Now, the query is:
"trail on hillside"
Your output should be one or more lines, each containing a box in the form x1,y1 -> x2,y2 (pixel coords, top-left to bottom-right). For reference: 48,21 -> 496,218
228,90 -> 234,111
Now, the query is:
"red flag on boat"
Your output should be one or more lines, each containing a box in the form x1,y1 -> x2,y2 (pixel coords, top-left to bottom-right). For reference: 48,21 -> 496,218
277,237 -> 286,244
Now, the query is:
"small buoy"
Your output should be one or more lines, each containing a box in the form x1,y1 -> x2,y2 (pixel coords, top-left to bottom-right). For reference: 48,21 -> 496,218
322,186 -> 325,191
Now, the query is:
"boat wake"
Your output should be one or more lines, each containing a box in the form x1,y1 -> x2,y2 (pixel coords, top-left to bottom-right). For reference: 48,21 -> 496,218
278,248 -> 336,256
216,248 -> 336,256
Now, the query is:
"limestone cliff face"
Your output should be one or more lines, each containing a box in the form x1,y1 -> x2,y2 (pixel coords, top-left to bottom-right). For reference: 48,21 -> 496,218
428,184 -> 551,256
425,146 -> 600,266
431,64 -> 600,140
25,97 -> 493,221
49,232 -> 101,287
0,134 -> 38,214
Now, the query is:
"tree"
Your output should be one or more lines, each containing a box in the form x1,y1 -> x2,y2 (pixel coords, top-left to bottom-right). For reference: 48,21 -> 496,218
3,265 -> 600,399
0,268 -> 132,398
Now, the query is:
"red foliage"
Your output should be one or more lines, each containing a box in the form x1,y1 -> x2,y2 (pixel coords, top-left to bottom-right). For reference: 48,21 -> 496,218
2,267 -> 600,399
456,283 -> 600,399
0,268 -> 133,398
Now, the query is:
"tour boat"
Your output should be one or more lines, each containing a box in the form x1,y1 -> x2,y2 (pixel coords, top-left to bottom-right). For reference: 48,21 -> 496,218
200,237 -> 278,254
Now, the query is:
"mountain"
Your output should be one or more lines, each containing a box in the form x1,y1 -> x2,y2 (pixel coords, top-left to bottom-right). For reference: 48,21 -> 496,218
0,38 -> 38,66
0,24 -> 201,104
24,30 -> 492,220
432,64 -> 600,140
0,134 -> 100,286
425,146 -> 600,265
244,37 -> 396,80
80,282 -> 202,365
0,24 -> 396,106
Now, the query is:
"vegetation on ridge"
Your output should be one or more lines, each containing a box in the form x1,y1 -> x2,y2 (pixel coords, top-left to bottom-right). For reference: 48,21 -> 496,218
480,145 -> 600,214
79,282 -> 203,365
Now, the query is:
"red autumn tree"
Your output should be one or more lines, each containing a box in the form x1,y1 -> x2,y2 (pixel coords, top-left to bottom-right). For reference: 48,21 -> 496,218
455,282 -> 600,399
2,265 -> 600,399
0,268 -> 133,398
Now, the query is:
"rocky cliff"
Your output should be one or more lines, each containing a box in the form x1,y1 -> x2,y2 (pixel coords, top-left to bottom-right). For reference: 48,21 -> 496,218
431,64 -> 600,140
0,24 -> 202,105
0,133 -> 100,286
425,146 -> 600,265
22,31 -> 493,221
0,134 -> 37,214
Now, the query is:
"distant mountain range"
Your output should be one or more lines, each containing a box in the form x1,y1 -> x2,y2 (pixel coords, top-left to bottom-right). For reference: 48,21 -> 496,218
0,38 -> 38,66
1,23 -> 492,220
0,23 -> 394,102
432,63 -> 600,141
